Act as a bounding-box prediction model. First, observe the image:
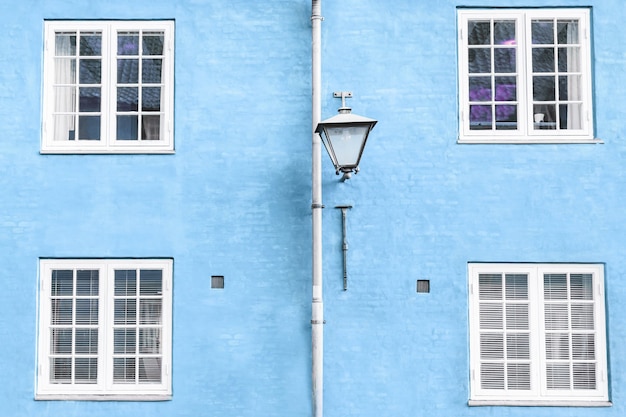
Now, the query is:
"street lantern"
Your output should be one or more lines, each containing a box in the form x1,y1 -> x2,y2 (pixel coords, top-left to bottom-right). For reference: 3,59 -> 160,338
315,92 -> 377,180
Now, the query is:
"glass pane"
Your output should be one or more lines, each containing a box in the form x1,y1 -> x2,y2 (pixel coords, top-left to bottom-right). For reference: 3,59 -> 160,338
143,32 -> 164,55
140,299 -> 162,325
573,363 -> 596,390
78,115 -> 101,140
495,77 -> 516,101
469,77 -> 491,102
532,20 -> 554,44
507,363 -> 531,390
142,115 -> 161,140
479,303 -> 503,330
533,104 -> 556,130
495,105 -> 517,130
468,20 -> 490,45
79,33 -> 101,56
50,328 -> 72,354
142,87 -> 161,111
506,334 -> 530,359
51,358 -> 72,383
559,75 -> 582,101
546,363 -> 570,389
468,49 -> 491,73
506,304 -> 528,329
532,47 -> 555,72
75,328 -> 98,354
558,47 -> 581,72
79,60 -> 101,84
115,270 -> 137,295
558,20 -> 579,44
54,59 -> 76,84
117,115 -> 139,140
494,48 -> 515,73
118,32 -> 139,55
139,358 -> 162,383
75,357 -> 97,383
114,328 -> 137,354
53,115 -> 77,141
545,304 -> 569,330
481,363 -> 504,389
76,270 -> 99,296
142,59 -> 163,83
571,274 -> 593,300
117,87 -> 139,111
118,59 -> 139,84
53,87 -> 76,112
79,87 -> 101,112
114,358 -> 136,382
51,270 -> 73,296
51,299 -> 73,324
560,103 -> 582,130
533,76 -> 555,101
115,299 -> 137,325
571,304 -> 594,330
572,334 -> 595,360
140,270 -> 162,295
494,20 -> 515,45
75,299 -> 98,325
546,333 -> 569,359
469,105 -> 492,129
139,328 -> 161,354
545,273 -> 568,299
55,33 -> 76,56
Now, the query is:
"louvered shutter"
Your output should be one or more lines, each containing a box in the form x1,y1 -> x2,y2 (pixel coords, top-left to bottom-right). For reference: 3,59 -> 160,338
478,272 -> 531,391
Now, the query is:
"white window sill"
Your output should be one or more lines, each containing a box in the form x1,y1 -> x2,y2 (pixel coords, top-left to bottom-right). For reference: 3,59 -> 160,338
469,400 -> 612,407
40,149 -> 176,155
457,138 -> 604,144
35,393 -> 172,401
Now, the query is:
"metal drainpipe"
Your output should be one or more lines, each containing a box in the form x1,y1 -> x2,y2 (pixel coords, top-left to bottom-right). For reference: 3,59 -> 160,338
311,1 -> 323,417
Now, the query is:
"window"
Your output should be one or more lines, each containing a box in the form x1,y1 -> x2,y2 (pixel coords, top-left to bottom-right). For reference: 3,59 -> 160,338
458,9 -> 595,143
468,263 -> 609,405
36,259 -> 172,400
42,21 -> 174,153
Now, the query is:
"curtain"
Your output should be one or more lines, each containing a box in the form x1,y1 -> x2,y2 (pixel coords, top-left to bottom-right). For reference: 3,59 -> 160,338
53,34 -> 76,141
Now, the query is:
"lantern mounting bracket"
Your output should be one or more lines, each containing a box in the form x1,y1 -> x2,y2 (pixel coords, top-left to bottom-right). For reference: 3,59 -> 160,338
333,91 -> 352,113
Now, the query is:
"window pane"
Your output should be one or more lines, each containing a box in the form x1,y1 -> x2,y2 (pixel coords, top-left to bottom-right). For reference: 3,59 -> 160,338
51,270 -> 73,296
481,362 -> 504,389
495,105 -> 517,130
54,59 -> 76,84
558,20 -> 579,44
570,274 -> 593,300
532,47 -> 555,73
507,363 -> 531,390
571,304 -> 594,330
139,358 -> 162,383
55,33 -> 76,56
51,299 -> 73,325
79,33 -> 101,56
51,328 -> 73,354
572,334 -> 595,360
114,358 -> 136,382
117,87 -> 139,111
114,329 -> 137,354
140,299 -> 162,325
546,333 -> 569,359
79,87 -> 101,112
506,334 -> 530,360
479,274 -> 502,299
142,115 -> 161,140
468,20 -> 490,45
142,59 -> 163,83
573,363 -> 596,390
118,59 -> 139,84
505,274 -> 527,299
469,105 -> 492,129
115,270 -> 137,295
79,60 -> 101,84
75,299 -> 98,325
53,87 -> 76,112
115,299 -> 137,325
142,87 -> 161,111
479,303 -> 502,329
140,270 -> 163,295
559,75 -> 582,101
494,20 -> 515,45
468,49 -> 491,73
469,77 -> 491,102
559,103 -> 582,130
506,304 -> 528,329
544,274 -> 568,299
75,357 -> 98,383
494,48 -> 515,73
118,32 -> 139,55
545,304 -> 569,330
533,76 -> 555,101
51,358 -> 72,383
480,333 -> 503,359
546,363 -> 571,389
139,328 -> 161,354
558,47 -> 581,72
76,270 -> 99,296
143,32 -> 164,55
78,115 -> 101,140
75,328 -> 98,354
117,115 -> 138,140
53,115 -> 77,141
532,20 -> 554,44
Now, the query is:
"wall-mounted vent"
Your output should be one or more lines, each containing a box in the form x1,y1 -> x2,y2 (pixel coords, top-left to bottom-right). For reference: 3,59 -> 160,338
417,280 -> 430,293
211,275 -> 224,289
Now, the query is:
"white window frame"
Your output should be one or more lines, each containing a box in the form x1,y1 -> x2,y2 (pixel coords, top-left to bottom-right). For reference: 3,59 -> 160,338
468,263 -> 609,406
457,9 -> 597,143
36,259 -> 173,400
42,21 -> 175,153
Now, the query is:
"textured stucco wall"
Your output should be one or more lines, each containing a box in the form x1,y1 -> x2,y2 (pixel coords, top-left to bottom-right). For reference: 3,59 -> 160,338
1,0 -> 626,416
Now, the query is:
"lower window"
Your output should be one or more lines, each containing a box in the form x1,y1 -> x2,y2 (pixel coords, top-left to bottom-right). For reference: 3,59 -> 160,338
468,263 -> 609,405
36,259 -> 172,400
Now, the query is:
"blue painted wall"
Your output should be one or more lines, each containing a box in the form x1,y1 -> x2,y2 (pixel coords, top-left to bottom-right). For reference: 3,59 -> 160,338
1,0 -> 626,416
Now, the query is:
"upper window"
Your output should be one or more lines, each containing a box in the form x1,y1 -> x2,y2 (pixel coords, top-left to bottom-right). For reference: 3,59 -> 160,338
42,21 -> 174,153
458,9 -> 595,143
468,263 -> 609,406
36,259 -> 173,400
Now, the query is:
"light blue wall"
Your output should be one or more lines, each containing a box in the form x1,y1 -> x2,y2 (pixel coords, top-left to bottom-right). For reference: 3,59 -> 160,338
1,0 -> 626,416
